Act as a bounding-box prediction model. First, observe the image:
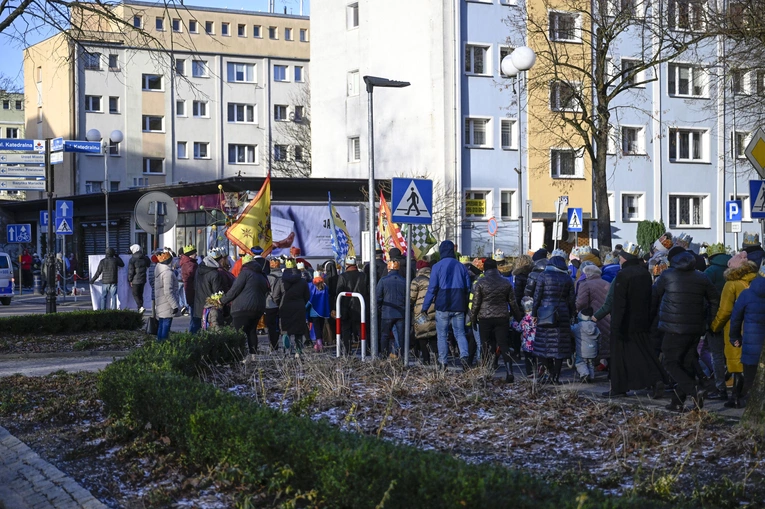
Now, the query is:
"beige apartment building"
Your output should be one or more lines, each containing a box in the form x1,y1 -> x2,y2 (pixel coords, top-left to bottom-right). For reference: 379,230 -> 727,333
0,92 -> 27,201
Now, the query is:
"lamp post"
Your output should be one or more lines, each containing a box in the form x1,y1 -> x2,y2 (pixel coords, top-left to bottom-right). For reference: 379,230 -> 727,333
362,75 -> 410,358
86,128 -> 123,249
501,46 -> 536,256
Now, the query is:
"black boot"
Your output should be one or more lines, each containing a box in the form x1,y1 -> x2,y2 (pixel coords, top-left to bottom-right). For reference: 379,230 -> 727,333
724,373 -> 744,408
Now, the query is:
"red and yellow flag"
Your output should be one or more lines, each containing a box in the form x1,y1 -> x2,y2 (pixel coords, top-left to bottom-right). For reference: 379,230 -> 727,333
376,192 -> 407,261
226,177 -> 273,255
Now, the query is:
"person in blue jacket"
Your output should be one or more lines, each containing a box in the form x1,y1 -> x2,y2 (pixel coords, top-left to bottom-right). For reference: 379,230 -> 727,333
420,240 -> 472,369
308,271 -> 331,352
729,265 -> 765,405
377,259 -> 407,358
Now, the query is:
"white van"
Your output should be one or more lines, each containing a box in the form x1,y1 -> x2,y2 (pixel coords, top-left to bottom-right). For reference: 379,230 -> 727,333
0,252 -> 13,305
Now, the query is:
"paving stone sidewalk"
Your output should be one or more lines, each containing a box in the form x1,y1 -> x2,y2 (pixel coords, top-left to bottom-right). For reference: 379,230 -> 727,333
0,426 -> 105,509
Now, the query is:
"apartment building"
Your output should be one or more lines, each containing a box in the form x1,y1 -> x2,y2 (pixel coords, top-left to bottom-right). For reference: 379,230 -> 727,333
312,0 -> 763,255
0,92 -> 26,201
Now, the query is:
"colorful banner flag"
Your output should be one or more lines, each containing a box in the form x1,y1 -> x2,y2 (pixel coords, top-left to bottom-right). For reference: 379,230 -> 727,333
225,177 -> 273,255
402,224 -> 437,260
328,192 -> 356,267
377,192 -> 407,261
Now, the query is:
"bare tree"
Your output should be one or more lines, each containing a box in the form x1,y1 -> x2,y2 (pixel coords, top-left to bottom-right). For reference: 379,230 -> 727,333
272,80 -> 312,178
506,0 -> 714,248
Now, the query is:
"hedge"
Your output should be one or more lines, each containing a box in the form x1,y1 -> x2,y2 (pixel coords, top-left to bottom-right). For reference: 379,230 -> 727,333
98,329 -> 665,509
0,310 -> 144,336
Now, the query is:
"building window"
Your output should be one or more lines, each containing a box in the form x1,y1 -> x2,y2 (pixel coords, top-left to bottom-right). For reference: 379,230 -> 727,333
465,44 -> 489,75
2,100 -> 8,109
274,65 -> 288,82
227,103 -> 256,123
620,58 -> 644,87
300,28 -> 308,42
227,62 -> 255,82
735,132 -> 749,158
109,140 -> 120,156
238,24 -> 246,37
498,46 -> 514,76
175,58 -> 185,76
142,115 -> 164,132
668,0 -> 705,30
84,95 -> 102,112
465,190 -> 490,219
133,15 -> 142,28
155,17 -> 164,31
501,190 -> 515,218
274,104 -> 288,121
285,27 -> 293,40
732,69 -> 749,95
133,177 -> 148,188
5,128 -> 19,139
177,141 -> 188,159
347,3 -> 359,29
176,99 -> 186,117
464,117 -> 490,148
221,22 -> 230,36
295,66 -> 304,82
192,60 -> 208,77
36,67 -> 42,83
348,137 -> 361,162
669,128 -> 706,161
172,18 -> 181,32
205,21 -> 214,34
668,63 -> 706,97
295,146 -> 304,161
109,96 -> 120,114
142,74 -> 163,91
192,101 -> 208,118
549,11 -> 580,42
621,193 -> 643,221
551,148 -> 582,178
621,126 -> 644,154
83,52 -> 101,71
668,195 -> 705,227
550,81 -> 580,111
294,105 -> 304,122
253,25 -> 262,37
85,181 -> 103,194
228,144 -> 257,164
193,142 -> 210,159
15,100 -> 21,110
143,158 -> 164,174
269,26 -> 278,39
501,119 -> 517,149
274,144 -> 288,161
347,70 -> 360,96
108,54 -> 119,70
189,20 -> 198,33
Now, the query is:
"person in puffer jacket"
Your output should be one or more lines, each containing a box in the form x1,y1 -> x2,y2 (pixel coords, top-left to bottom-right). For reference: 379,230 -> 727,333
470,258 -> 522,382
264,258 -> 283,350
308,272 -> 331,351
729,268 -> 765,405
572,307 -> 600,382
512,255 -> 533,308
220,255 -> 269,359
421,240 -> 472,367
91,247 -> 125,310
524,257 -> 549,299
601,252 -> 621,283
703,243 -> 732,399
377,259 -> 407,358
532,255 -> 576,384
128,244 -> 151,313
411,261 -> 437,364
154,251 -> 179,341
576,264 -> 611,362
193,249 -> 232,330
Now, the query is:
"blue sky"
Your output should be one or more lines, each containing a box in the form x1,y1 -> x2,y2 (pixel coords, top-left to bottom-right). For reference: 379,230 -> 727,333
0,0 -> 309,89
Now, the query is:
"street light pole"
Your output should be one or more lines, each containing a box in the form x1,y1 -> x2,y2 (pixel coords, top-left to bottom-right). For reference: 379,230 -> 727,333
86,129 -> 123,250
363,75 -> 410,358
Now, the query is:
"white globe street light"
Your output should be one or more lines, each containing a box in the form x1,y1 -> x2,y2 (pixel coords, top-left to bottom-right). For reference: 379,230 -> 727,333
84,128 -> 123,249
510,46 -> 537,71
500,57 -> 519,78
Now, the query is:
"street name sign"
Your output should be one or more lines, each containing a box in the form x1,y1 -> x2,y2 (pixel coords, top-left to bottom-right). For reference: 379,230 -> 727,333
0,179 -> 45,191
0,166 -> 45,177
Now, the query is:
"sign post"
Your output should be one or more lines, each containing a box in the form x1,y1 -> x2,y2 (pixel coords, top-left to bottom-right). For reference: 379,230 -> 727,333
567,207 -> 583,247
45,139 -> 56,313
391,178 -> 433,366
487,217 -> 498,255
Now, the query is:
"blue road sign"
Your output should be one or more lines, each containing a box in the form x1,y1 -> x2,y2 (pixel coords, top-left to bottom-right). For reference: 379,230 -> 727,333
51,137 -> 64,152
40,211 -> 48,227
567,208 -> 583,232
7,224 -> 32,243
749,180 -> 765,218
56,200 -> 73,218
63,140 -> 102,154
391,178 -> 433,225
725,200 -> 743,222
55,217 -> 73,235
0,139 -> 36,151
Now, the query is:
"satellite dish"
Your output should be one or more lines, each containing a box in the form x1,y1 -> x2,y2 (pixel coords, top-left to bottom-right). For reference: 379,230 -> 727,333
134,191 -> 178,235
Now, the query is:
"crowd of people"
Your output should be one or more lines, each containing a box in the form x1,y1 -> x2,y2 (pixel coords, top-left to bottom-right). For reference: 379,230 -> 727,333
117,230 -> 765,413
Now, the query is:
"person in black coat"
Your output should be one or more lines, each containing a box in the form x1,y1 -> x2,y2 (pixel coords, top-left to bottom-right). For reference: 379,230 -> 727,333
377,259 -> 407,358
272,259 -> 311,349
336,256 -> 368,354
651,247 -> 719,411
193,250 -> 232,329
221,258 -> 270,358
363,249 -> 388,283
532,256 -> 575,383
524,258 -> 549,299
512,255 -> 533,308
91,247 -> 125,310
128,244 -> 151,313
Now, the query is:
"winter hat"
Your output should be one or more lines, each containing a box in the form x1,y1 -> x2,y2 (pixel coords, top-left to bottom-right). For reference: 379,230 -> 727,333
532,248 -> 548,261
251,246 -> 264,256
746,247 -> 765,267
345,256 -> 357,266
389,248 -> 402,261
667,246 -> 686,261
578,307 -> 594,320
129,244 -> 141,254
742,232 -> 761,248
579,252 -> 602,267
583,264 -> 602,277
106,247 -> 116,257
483,258 -> 498,271
706,243 -> 727,257
549,256 -> 568,271
416,260 -> 429,270
157,251 -> 172,264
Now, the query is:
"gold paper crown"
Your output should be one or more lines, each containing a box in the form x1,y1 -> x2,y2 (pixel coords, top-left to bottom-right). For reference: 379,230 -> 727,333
743,232 -> 761,247
621,242 -> 641,256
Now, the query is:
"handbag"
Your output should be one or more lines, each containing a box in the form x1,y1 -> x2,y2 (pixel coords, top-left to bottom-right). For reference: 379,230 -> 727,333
536,280 -> 566,327
146,315 -> 159,335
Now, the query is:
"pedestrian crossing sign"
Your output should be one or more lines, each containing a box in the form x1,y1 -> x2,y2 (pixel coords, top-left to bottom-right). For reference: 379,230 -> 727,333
391,178 -> 433,225
749,180 -> 765,218
567,207 -> 583,232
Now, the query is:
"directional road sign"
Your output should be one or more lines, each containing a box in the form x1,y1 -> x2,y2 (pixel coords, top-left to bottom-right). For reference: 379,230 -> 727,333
63,140 -> 102,154
749,180 -> 765,218
567,207 -> 583,232
725,200 -> 743,222
0,179 -> 45,191
55,217 -> 73,235
7,224 -> 32,243
40,211 -> 49,227
391,178 -> 433,225
0,139 -> 37,151
487,217 -> 498,237
0,153 -> 44,164
56,200 -> 73,218
52,137 -> 64,152
51,151 -> 64,165
559,195 -> 569,206
0,166 -> 45,177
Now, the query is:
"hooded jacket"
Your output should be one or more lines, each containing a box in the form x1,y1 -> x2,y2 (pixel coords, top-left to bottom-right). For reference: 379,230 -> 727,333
523,259 -> 549,298
470,268 -> 522,324
155,262 -> 179,319
266,270 -> 283,310
601,263 -> 621,284
411,267 -> 436,339
575,266 -> 611,359
651,251 -> 719,335
220,261 -> 269,317
377,269 -> 407,320
92,248 -> 125,285
179,253 -> 198,305
572,316 -> 600,359
729,277 -> 765,365
308,281 -> 331,318
128,250 -> 151,285
704,253 -> 732,305
710,261 -> 758,373
421,241 -> 472,313
532,257 -> 576,359
272,268 -> 310,334
193,256 -> 232,319
512,264 -> 532,308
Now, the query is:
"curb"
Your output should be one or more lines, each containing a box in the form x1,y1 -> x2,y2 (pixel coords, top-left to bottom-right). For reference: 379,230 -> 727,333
0,350 -> 131,361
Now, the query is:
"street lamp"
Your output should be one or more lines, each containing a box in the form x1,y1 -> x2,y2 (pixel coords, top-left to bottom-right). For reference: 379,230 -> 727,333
86,128 -> 123,249
501,46 -> 536,256
362,75 -> 410,358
